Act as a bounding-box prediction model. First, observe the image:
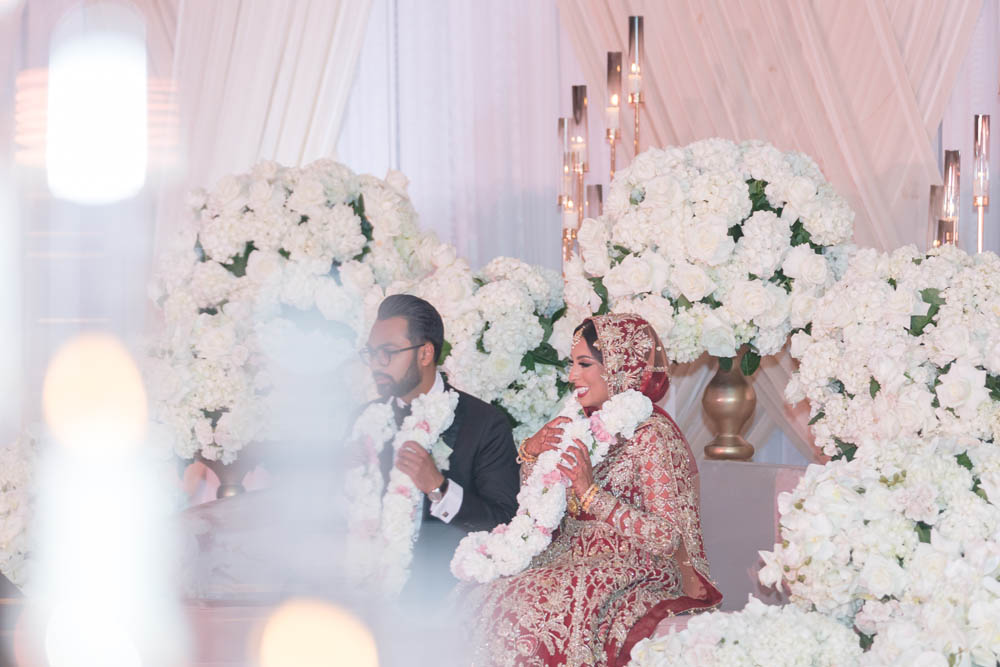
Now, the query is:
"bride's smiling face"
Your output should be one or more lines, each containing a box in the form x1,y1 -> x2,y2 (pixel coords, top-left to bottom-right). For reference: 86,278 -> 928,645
569,336 -> 610,410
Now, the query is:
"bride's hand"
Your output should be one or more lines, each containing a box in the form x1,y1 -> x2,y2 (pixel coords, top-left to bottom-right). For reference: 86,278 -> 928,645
522,416 -> 572,458
556,439 -> 594,497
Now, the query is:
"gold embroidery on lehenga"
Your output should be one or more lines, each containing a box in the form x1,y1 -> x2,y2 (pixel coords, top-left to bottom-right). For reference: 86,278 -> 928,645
464,413 -> 713,666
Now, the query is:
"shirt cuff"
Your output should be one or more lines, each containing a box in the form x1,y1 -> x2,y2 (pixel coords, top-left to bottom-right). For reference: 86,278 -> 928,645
429,479 -> 463,523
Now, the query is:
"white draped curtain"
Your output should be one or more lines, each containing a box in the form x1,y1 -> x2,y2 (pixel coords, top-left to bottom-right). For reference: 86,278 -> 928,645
556,0 -> 983,462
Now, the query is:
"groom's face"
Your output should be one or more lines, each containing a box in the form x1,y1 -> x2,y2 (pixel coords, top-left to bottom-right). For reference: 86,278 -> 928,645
366,316 -> 423,399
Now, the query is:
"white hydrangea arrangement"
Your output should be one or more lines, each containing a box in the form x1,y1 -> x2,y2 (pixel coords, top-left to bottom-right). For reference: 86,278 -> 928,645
147,159 -> 435,463
756,435 -> 1000,666
754,244 -> 1000,666
0,429 -> 37,587
398,254 -> 570,443
571,138 -> 855,374
629,596 -> 863,667
784,244 -> 1000,459
149,158 -> 574,466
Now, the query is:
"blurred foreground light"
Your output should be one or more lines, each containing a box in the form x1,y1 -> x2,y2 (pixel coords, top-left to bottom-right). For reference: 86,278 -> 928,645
46,2 -> 147,204
45,602 -> 141,667
257,599 -> 378,667
41,333 -> 147,451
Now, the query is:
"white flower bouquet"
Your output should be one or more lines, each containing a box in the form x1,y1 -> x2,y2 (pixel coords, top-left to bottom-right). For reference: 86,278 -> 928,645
785,245 -> 1000,459
147,159 -> 433,463
570,139 -> 855,374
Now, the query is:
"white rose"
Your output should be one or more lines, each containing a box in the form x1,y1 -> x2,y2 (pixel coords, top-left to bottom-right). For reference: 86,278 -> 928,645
671,262 -> 716,302
931,323 -> 971,365
859,554 -> 906,599
781,245 -> 828,286
685,215 -> 735,266
603,254 -> 653,299
245,250 -> 284,283
936,362 -> 989,421
700,311 -> 737,358
729,280 -> 773,323
578,218 -> 611,276
788,289 -> 817,329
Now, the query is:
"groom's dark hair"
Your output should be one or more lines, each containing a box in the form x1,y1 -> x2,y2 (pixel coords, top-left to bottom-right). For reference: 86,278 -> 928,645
377,294 -> 445,363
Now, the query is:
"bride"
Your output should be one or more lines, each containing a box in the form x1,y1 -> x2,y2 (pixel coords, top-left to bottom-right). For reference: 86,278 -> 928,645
463,313 -> 721,666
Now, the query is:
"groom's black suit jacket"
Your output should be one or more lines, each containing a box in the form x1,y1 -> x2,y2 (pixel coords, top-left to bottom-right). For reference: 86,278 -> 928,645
377,383 -> 519,600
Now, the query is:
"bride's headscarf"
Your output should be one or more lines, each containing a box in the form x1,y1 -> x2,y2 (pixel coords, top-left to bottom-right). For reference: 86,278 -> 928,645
577,313 -> 670,408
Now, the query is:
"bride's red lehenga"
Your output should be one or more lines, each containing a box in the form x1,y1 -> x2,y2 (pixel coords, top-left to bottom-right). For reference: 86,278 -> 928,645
464,314 -> 722,667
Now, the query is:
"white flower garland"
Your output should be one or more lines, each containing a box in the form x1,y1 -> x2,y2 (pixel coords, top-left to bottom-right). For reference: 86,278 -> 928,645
451,389 -> 652,583
344,388 -> 459,595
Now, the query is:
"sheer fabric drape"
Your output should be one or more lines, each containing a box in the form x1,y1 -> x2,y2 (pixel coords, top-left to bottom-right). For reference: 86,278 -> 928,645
556,0 -> 982,461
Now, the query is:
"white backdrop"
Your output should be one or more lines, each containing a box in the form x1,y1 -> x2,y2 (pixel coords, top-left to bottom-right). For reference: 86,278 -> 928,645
3,0 -> 995,464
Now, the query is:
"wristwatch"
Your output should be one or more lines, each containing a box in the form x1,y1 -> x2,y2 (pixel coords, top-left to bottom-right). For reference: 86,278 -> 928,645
428,478 -> 449,503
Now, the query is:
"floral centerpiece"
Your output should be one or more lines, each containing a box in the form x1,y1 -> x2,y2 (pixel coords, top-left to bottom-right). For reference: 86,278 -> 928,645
147,159 -> 435,463
629,596 -> 863,667
784,244 -> 1000,458
569,138 -> 854,373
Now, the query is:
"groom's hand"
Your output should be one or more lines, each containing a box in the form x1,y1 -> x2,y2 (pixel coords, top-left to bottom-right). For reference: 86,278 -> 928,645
395,441 -> 445,494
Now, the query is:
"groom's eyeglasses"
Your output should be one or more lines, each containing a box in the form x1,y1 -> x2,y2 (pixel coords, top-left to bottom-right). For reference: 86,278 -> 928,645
359,344 -> 423,367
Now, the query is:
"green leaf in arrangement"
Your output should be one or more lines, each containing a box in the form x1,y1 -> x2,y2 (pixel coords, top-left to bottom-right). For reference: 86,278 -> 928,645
789,220 -> 813,247
740,349 -> 761,376
746,179 -> 772,212
702,294 -> 723,309
727,224 -> 744,243
869,378 -> 881,398
833,438 -> 857,461
589,277 -> 610,315
956,452 -> 973,471
718,357 -> 734,372
808,411 -> 825,426
887,278 -> 897,289
221,241 -> 256,277
915,521 -> 932,544
676,295 -> 693,310
521,351 -> 536,372
985,374 -> 1000,402
437,340 -> 452,365
829,379 -> 846,394
278,248 -> 291,259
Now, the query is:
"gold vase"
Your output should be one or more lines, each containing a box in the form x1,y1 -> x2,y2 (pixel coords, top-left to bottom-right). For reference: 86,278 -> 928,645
197,452 -> 255,499
702,358 -> 756,461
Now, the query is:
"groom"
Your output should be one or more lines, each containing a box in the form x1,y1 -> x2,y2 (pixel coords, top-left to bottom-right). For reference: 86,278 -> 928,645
362,294 -> 519,599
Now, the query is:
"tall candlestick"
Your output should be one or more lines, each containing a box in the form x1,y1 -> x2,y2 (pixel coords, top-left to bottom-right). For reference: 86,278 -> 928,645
557,117 -> 571,210
973,114 -> 990,253
571,85 -> 589,174
942,149 -> 960,246
607,52 -> 621,180
627,16 -> 644,157
586,184 -> 603,218
928,184 -> 945,248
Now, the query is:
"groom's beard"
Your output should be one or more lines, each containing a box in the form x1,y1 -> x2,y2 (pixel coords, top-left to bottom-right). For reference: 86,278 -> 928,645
374,357 -> 422,400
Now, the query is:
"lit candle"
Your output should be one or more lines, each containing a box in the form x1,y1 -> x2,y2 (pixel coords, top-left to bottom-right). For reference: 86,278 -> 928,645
943,149 -> 960,224
627,16 -> 643,102
973,115 -> 990,205
571,85 -> 589,173
606,52 -> 621,133
562,201 -> 578,230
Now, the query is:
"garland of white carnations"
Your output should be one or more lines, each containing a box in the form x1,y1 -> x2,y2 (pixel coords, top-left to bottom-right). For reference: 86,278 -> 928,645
344,389 -> 459,595
569,138 -> 854,375
628,596 -> 863,667
451,390 -> 652,584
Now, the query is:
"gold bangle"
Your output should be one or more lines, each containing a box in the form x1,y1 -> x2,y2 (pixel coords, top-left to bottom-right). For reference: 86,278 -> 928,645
566,489 -> 580,517
581,484 -> 600,513
516,439 -> 537,464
